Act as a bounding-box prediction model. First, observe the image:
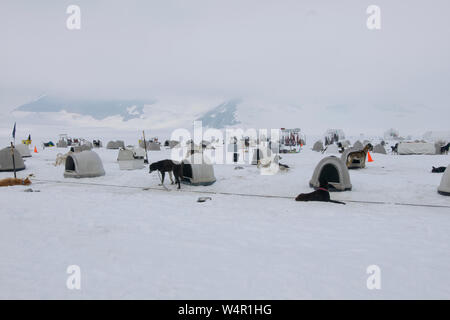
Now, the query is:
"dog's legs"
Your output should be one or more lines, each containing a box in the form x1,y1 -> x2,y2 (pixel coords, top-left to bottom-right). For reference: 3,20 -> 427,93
168,171 -> 174,184
159,171 -> 165,185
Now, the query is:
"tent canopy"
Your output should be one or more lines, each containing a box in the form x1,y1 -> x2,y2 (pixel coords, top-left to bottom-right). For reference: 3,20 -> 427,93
0,147 -> 26,172
309,156 -> 352,191
397,142 -> 436,155
64,151 -> 105,178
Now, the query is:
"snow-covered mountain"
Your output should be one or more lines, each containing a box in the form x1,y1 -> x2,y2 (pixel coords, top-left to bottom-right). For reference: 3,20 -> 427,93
15,95 -> 154,121
6,95 -> 449,141
196,99 -> 240,128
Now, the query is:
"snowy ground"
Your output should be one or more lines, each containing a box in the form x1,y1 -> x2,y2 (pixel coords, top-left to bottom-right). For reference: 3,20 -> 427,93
0,145 -> 449,299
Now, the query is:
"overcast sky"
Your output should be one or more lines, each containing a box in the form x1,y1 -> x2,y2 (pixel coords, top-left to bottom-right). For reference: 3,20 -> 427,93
1,0 -> 449,133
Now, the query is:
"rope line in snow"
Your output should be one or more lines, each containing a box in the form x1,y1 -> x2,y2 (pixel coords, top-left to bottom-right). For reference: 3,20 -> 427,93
32,178 -> 450,209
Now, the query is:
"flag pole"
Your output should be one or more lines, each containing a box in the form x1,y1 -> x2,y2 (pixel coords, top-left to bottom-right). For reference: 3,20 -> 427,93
11,122 -> 17,178
142,130 -> 149,164
10,142 -> 17,178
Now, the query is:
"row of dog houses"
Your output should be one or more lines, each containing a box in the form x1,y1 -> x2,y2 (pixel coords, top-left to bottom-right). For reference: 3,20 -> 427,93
309,155 -> 450,196
1,144 -> 448,196
61,148 -> 450,196
62,149 -> 216,186
313,140 -> 446,155
55,138 -> 163,151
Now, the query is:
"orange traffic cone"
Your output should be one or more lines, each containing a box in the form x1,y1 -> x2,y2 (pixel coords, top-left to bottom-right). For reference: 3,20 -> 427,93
367,151 -> 373,162
34,146 -> 38,153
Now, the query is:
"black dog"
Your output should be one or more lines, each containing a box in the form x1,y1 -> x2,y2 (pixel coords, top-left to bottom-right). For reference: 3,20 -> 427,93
337,142 -> 345,153
295,184 -> 345,204
432,166 -> 447,173
149,159 -> 183,189
391,143 -> 399,154
440,143 -> 450,155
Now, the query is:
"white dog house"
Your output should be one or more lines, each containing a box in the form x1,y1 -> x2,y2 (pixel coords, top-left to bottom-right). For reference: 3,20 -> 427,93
309,156 -> 352,191
438,165 -> 450,196
117,148 -> 145,170
181,153 -> 216,186
64,151 -> 105,178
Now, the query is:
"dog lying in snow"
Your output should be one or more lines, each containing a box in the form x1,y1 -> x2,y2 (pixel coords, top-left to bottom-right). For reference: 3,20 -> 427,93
149,159 -> 182,189
432,166 -> 447,173
0,176 -> 32,187
295,184 -> 345,204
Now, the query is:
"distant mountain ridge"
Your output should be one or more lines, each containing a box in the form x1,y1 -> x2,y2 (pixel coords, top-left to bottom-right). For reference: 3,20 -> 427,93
196,99 -> 241,128
15,95 -> 155,121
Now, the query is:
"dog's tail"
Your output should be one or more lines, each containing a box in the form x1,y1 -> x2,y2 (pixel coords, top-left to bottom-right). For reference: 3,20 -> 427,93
328,200 -> 346,205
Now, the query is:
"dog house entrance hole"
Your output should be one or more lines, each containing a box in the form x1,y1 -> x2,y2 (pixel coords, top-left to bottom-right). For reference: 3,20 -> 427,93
319,164 -> 340,185
182,162 -> 193,182
65,156 -> 76,172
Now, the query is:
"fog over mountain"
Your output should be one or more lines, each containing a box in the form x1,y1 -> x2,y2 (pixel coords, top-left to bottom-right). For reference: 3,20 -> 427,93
1,0 -> 450,137
16,95 -> 154,121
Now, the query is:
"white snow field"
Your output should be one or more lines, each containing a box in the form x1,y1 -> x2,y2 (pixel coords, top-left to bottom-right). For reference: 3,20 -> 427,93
0,145 -> 449,299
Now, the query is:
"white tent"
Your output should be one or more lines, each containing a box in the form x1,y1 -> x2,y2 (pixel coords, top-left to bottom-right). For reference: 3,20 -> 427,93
181,153 -> 216,186
117,148 -> 145,170
438,166 -> 450,196
64,151 -> 105,178
312,141 -> 324,152
373,144 -> 387,154
106,140 -> 125,149
397,142 -> 436,155
325,144 -> 339,154
15,144 -> 32,158
0,147 -> 26,172
309,156 -> 352,191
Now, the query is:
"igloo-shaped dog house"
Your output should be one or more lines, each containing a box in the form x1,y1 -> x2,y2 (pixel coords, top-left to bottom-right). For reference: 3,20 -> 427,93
438,165 -> 450,196
309,156 -> 352,191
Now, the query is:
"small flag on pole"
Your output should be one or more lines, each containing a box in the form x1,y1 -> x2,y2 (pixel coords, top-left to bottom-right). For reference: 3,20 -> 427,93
12,122 -> 16,139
